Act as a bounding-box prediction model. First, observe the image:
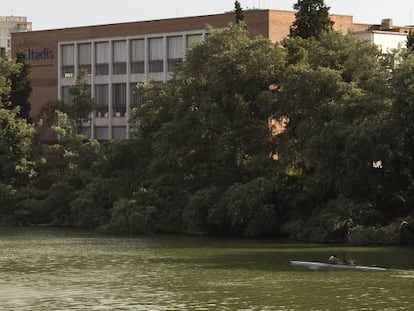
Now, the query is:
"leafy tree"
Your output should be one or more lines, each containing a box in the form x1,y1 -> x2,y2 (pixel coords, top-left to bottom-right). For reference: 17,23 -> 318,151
155,24 -> 285,190
68,70 -> 95,133
129,24 -> 287,234
9,52 -> 32,121
390,53 -> 414,213
234,1 -> 245,24
290,0 -> 334,39
273,32 -> 394,237
0,54 -> 18,104
407,30 -> 414,52
41,70 -> 94,134
0,105 -> 37,186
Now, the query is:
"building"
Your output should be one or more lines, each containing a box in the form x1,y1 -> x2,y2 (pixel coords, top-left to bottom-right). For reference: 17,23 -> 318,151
0,16 -> 31,57
354,18 -> 413,53
10,10 -> 411,141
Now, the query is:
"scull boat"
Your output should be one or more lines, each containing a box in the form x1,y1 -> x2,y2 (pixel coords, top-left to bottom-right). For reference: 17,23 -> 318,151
290,260 -> 387,272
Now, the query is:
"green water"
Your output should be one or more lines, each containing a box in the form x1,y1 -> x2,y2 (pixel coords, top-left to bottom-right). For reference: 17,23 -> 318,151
0,227 -> 413,310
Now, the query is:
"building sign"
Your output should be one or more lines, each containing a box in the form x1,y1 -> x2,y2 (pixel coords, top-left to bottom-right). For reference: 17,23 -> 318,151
27,48 -> 54,61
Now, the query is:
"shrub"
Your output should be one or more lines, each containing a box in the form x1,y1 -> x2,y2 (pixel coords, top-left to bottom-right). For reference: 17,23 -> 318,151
348,225 -> 392,245
104,197 -> 157,234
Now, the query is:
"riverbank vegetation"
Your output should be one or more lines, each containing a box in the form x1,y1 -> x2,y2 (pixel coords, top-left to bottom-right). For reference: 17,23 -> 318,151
2,8 -> 414,245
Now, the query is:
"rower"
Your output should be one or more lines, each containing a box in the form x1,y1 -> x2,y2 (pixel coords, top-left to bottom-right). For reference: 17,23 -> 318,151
343,255 -> 356,266
328,255 -> 340,265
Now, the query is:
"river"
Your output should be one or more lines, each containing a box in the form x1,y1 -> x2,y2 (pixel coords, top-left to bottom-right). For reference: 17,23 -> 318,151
0,227 -> 413,310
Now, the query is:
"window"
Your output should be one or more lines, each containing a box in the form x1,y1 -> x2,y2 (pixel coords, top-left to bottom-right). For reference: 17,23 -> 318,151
62,44 -> 75,77
167,36 -> 184,72
112,83 -> 126,117
130,82 -> 144,107
186,34 -> 203,49
83,127 -> 92,139
95,127 -> 109,140
61,86 -> 73,105
113,127 -> 127,140
95,42 -> 109,75
130,39 -> 145,73
113,40 -> 127,75
78,43 -> 91,74
149,37 -> 164,73
95,84 -> 109,117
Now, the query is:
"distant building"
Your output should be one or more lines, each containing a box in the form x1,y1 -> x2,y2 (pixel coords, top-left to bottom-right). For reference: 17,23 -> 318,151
355,19 -> 412,53
10,10 -> 414,141
0,16 -> 31,57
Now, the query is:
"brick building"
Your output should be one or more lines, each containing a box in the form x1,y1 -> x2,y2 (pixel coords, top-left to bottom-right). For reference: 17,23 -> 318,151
10,9 -> 398,141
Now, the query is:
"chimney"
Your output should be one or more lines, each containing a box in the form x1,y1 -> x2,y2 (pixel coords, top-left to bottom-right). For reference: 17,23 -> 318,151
381,18 -> 393,30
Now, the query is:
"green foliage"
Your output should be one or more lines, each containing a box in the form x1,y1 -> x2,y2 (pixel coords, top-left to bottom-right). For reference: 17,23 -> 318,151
41,70 -> 94,134
49,111 -> 102,177
135,24 -> 286,193
104,188 -> 158,234
389,53 -> 414,213
0,55 -> 18,103
12,186 -> 48,225
9,52 -> 32,121
0,182 -> 17,223
70,178 -> 113,229
44,181 -> 77,225
68,70 -> 95,132
290,0 -> 334,39
347,225 -> 393,245
234,1 -> 245,24
208,177 -> 282,237
2,23 -> 414,245
274,33 -> 392,205
183,187 -> 220,234
0,106 -> 38,185
407,30 -> 414,52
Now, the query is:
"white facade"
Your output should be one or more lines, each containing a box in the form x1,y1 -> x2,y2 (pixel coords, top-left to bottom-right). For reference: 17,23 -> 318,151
355,30 -> 408,53
58,30 -> 206,140
0,16 -> 31,57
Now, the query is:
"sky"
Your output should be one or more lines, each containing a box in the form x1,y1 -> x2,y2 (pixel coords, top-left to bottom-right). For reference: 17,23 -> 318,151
1,0 -> 413,31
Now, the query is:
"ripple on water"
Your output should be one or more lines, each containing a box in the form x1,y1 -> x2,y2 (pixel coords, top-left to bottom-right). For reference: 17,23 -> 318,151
1,228 -> 414,310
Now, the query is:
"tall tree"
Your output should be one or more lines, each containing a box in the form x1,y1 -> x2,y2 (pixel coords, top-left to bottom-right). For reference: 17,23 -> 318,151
41,69 -> 95,135
274,32 -> 394,240
68,70 -> 95,134
9,52 -> 32,121
290,0 -> 334,39
234,1 -> 245,24
407,30 -> 414,52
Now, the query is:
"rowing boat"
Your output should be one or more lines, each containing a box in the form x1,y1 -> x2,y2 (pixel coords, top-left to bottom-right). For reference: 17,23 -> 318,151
290,260 -> 387,272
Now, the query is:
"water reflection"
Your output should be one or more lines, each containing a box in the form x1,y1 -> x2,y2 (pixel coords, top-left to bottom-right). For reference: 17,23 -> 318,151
0,227 -> 413,310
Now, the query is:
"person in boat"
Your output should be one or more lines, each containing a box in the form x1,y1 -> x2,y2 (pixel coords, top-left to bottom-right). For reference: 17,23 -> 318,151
328,255 -> 341,265
343,255 -> 356,266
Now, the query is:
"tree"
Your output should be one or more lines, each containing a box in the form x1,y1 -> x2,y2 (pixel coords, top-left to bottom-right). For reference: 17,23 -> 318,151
273,32 -> 394,238
0,57 -> 37,186
407,30 -> 414,52
142,24 -> 285,190
9,51 -> 32,121
68,70 -> 95,134
234,1 -> 245,24
390,53 -> 414,213
290,0 -> 334,39
41,69 -> 95,135
0,54 -> 18,106
128,24 -> 287,235
0,105 -> 37,186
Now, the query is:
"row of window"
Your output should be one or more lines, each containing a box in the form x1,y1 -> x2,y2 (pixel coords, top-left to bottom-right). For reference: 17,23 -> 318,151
61,83 -> 147,118
83,126 -> 127,140
61,34 -> 203,77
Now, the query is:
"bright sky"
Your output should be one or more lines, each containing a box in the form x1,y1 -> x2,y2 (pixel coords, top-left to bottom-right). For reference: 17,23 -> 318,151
1,0 -> 413,31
